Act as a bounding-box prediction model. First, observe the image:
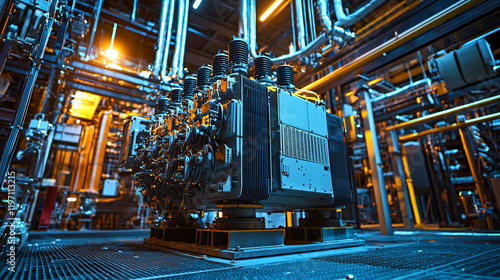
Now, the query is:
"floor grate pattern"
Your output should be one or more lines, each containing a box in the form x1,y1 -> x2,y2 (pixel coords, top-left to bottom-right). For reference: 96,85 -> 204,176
0,241 -> 230,280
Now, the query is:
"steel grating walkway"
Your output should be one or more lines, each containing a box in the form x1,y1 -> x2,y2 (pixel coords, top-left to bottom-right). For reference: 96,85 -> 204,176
1,233 -> 500,279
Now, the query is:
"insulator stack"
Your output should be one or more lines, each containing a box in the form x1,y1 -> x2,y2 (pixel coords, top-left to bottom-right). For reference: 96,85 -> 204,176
155,98 -> 169,115
170,88 -> 182,105
183,76 -> 197,100
254,55 -> 272,82
228,38 -> 249,75
276,64 -> 294,90
213,51 -> 229,78
197,65 -> 212,88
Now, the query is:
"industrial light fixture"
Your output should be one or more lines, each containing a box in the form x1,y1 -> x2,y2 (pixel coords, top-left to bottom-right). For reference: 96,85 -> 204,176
193,0 -> 203,9
69,91 -> 101,120
106,49 -> 118,60
260,0 -> 283,21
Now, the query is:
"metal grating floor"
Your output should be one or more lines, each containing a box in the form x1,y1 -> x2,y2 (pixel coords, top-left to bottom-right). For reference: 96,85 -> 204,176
0,241 -> 230,280
1,232 -> 500,279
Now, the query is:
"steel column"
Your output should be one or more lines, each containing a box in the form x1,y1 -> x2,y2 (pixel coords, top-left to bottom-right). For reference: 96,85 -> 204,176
360,90 -> 393,235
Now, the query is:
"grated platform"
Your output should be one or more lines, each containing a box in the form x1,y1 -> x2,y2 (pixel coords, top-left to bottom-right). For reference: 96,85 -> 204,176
1,231 -> 500,279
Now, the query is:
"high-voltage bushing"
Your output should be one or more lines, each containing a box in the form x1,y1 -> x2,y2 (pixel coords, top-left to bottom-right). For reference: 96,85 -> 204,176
170,88 -> 182,106
276,64 -> 294,90
254,55 -> 272,85
197,65 -> 212,88
228,38 -> 249,76
212,51 -> 229,79
183,76 -> 196,101
155,98 -> 169,115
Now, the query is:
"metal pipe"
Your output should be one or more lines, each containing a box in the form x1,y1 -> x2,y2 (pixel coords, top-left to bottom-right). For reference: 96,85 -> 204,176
153,0 -> 170,79
372,78 -> 431,103
178,0 -> 190,79
239,0 -> 248,42
387,94 -> 500,131
398,112 -> 500,142
248,0 -> 258,58
85,0 -> 104,60
171,0 -> 186,78
109,22 -> 117,50
332,0 -> 386,27
459,126 -> 494,230
0,0 -> 58,183
161,0 -> 176,82
271,32 -> 329,64
294,0 -> 306,50
317,0 -> 332,32
360,90 -> 393,235
303,0 -> 483,92
131,0 -> 138,21
387,128 -> 416,230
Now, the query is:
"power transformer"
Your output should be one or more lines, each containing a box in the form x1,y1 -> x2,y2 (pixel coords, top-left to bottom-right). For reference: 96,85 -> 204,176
120,39 -> 353,243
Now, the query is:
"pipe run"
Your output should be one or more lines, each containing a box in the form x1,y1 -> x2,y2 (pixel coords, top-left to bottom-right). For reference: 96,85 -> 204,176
303,0 -> 482,92
242,0 -> 353,63
372,78 -> 431,103
386,94 -> 500,131
397,112 -> 500,142
333,0 -> 386,27
171,0 -> 189,79
153,0 -> 170,79
295,0 -> 306,50
161,0 -> 176,82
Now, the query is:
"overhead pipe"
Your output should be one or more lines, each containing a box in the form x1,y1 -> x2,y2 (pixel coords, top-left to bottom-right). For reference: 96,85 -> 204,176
317,0 -> 355,44
243,0 -> 353,63
398,112 -> 500,142
178,0 -> 190,79
317,0 -> 332,32
171,0 -> 186,78
372,78 -> 431,103
332,0 -> 386,27
161,0 -> 176,82
386,94 -> 500,131
294,0 -> 306,50
303,0 -> 483,92
153,0 -> 170,79
248,0 -> 258,58
239,0 -> 248,42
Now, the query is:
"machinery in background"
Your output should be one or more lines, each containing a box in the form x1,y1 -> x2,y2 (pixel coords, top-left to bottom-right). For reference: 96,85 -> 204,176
120,38 -> 354,249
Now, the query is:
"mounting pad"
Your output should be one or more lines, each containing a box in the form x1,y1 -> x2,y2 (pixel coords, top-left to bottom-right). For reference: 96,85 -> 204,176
143,237 -> 365,260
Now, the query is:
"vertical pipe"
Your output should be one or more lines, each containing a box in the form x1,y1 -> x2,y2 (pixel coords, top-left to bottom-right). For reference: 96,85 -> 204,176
86,0 -> 104,60
239,0 -> 248,42
161,0 -> 176,81
294,0 -> 306,50
131,0 -> 138,21
248,0 -> 258,58
153,0 -> 170,79
459,126 -> 494,230
0,0 -> 58,183
109,22 -> 117,50
177,0 -> 189,79
400,144 -> 422,226
388,128 -> 415,230
171,0 -> 185,78
360,90 -> 393,235
290,0 -> 296,53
